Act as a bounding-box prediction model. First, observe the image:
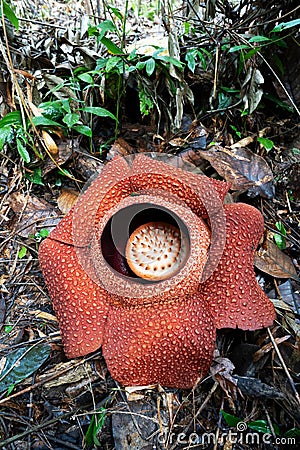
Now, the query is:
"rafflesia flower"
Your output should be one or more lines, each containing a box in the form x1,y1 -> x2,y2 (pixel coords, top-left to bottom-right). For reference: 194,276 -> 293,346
39,154 -> 275,388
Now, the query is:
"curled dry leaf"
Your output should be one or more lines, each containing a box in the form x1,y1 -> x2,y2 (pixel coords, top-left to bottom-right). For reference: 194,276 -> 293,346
57,188 -> 79,214
106,137 -> 134,160
211,357 -> 239,401
254,237 -> 299,281
9,192 -> 60,237
198,145 -> 275,198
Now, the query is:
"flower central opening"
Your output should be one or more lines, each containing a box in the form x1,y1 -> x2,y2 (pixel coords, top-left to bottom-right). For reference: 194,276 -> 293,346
100,203 -> 190,283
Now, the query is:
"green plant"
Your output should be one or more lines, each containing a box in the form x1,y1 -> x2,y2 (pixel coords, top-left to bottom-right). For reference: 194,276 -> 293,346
0,111 -> 38,163
0,0 -> 19,30
257,137 -> 274,152
274,221 -> 287,250
85,407 -> 107,447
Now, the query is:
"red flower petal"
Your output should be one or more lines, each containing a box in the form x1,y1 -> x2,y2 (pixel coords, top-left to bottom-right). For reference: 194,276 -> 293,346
200,203 -> 276,329
39,238 -> 110,357
103,295 -> 215,388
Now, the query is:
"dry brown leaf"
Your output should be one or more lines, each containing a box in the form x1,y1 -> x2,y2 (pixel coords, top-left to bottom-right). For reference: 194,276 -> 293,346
9,192 -> 60,237
43,138 -> 79,174
253,335 -> 291,362
198,145 -> 274,198
107,137 -> 134,160
29,309 -> 57,322
41,130 -> 58,156
255,238 -> 299,281
57,188 -> 79,214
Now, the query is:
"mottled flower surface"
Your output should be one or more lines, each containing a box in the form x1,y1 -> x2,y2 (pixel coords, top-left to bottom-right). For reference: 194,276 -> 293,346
39,154 -> 275,388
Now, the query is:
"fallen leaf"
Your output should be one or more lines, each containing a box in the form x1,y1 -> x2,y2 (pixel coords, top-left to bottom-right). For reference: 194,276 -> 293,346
29,310 -> 58,322
233,375 -> 284,399
0,344 -> 51,393
107,137 -> 133,160
198,145 -> 275,198
9,192 -> 60,237
253,335 -> 291,362
43,138 -> 78,174
0,294 -> 6,327
57,188 -> 79,214
255,238 -> 299,281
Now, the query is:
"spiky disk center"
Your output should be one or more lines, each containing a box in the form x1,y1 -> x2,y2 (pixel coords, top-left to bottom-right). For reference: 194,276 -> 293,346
125,222 -> 186,280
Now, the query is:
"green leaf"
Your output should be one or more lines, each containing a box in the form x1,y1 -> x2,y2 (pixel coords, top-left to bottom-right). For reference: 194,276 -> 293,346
16,138 -> 30,163
73,124 -> 92,137
18,246 -> 27,259
2,0 -> 19,30
136,61 -> 146,70
0,344 -> 51,393
185,50 -> 197,73
248,36 -> 271,43
221,411 -> 242,427
108,6 -> 123,21
0,110 -> 22,127
96,19 -> 116,40
100,36 -> 123,55
244,47 -> 260,60
83,106 -> 118,122
25,167 -> 44,185
77,73 -> 94,84
248,420 -> 280,436
85,408 -> 107,446
229,44 -> 250,53
274,221 -> 286,250
283,428 -> 300,438
105,55 -> 121,72
0,125 -> 14,149
145,58 -> 156,76
257,137 -> 274,151
32,116 -> 63,127
62,113 -> 80,128
271,19 -> 300,33
4,325 -> 13,333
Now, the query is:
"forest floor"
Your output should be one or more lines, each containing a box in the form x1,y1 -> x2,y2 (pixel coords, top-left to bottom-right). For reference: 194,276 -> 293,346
0,1 -> 300,449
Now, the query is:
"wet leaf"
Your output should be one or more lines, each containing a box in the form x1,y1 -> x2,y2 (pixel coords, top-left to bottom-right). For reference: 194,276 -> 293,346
254,238 -> 299,281
0,344 -> 51,393
199,145 -> 274,198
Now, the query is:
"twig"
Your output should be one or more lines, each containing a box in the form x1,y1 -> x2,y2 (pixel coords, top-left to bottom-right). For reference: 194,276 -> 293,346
267,327 -> 300,406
